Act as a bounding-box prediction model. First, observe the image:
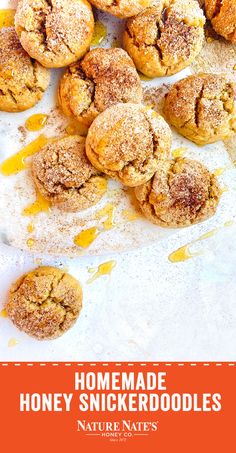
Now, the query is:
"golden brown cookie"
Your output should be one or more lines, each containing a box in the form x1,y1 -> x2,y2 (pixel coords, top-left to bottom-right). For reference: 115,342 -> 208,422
6,266 -> 83,340
89,0 -> 156,18
164,73 -> 236,145
123,0 -> 205,78
32,135 -> 107,212
86,103 -> 172,187
58,48 -> 143,127
15,0 -> 94,68
205,0 -> 236,43
0,27 -> 50,112
135,157 -> 220,227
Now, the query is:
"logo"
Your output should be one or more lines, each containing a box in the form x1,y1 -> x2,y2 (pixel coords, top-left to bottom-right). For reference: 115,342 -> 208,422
77,419 -> 159,442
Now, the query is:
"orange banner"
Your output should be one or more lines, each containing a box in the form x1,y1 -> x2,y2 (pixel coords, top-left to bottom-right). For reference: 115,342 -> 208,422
0,362 -> 235,452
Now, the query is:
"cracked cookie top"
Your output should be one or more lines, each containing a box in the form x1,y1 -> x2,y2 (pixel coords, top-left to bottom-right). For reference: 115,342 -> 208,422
123,0 -> 205,78
6,266 -> 83,340
205,0 -> 236,43
15,0 -> 94,68
58,48 -> 143,127
0,27 -> 50,112
32,135 -> 107,212
164,73 -> 236,145
89,0 -> 157,18
85,103 -> 172,187
135,157 -> 220,227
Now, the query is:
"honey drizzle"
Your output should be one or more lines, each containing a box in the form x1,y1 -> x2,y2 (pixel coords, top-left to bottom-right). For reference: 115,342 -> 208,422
122,210 -> 140,222
95,203 -> 115,231
91,21 -> 107,46
23,191 -> 50,216
0,308 -> 7,318
87,260 -> 116,283
0,135 -> 48,175
169,245 -> 201,263
169,223 -> 234,263
0,9 -> 15,28
8,338 -> 19,347
65,121 -> 88,137
172,147 -> 187,159
27,222 -> 35,233
25,114 -> 48,132
26,238 -> 35,249
74,227 -> 99,249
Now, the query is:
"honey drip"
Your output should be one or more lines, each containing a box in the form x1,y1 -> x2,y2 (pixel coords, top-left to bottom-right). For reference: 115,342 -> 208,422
214,166 -> 231,177
27,238 -> 35,249
25,114 -> 48,132
91,21 -> 107,46
87,260 -> 116,284
23,191 -> 50,216
0,308 -> 7,318
122,210 -> 140,222
169,228 -> 219,263
172,147 -> 187,159
224,220 -> 234,227
74,227 -> 99,249
8,338 -> 19,347
95,177 -> 108,193
169,245 -> 201,263
0,9 -> 15,28
0,135 -> 48,175
27,222 -> 35,233
65,121 -> 88,137
95,203 -> 115,230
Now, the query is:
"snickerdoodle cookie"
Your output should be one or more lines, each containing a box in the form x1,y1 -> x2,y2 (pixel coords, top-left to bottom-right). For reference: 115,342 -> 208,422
135,157 -> 220,227
32,135 -> 107,212
6,266 -> 83,340
164,73 -> 236,145
15,0 -> 94,68
0,27 -> 50,112
58,48 -> 143,127
123,0 -> 205,78
205,0 -> 236,43
86,103 -> 172,187
89,0 -> 156,18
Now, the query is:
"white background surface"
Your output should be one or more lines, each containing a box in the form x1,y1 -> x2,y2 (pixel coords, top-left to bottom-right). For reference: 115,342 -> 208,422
1,221 -> 236,362
0,0 -> 236,362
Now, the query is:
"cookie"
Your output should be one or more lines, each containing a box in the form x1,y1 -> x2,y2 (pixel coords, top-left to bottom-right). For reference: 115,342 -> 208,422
6,266 -> 83,340
15,0 -> 94,68
58,48 -> 143,127
86,103 -> 172,187
32,135 -> 106,212
0,27 -> 50,112
123,0 -> 205,77
205,0 -> 236,43
89,0 -> 156,18
164,73 -> 236,145
135,157 -> 220,227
